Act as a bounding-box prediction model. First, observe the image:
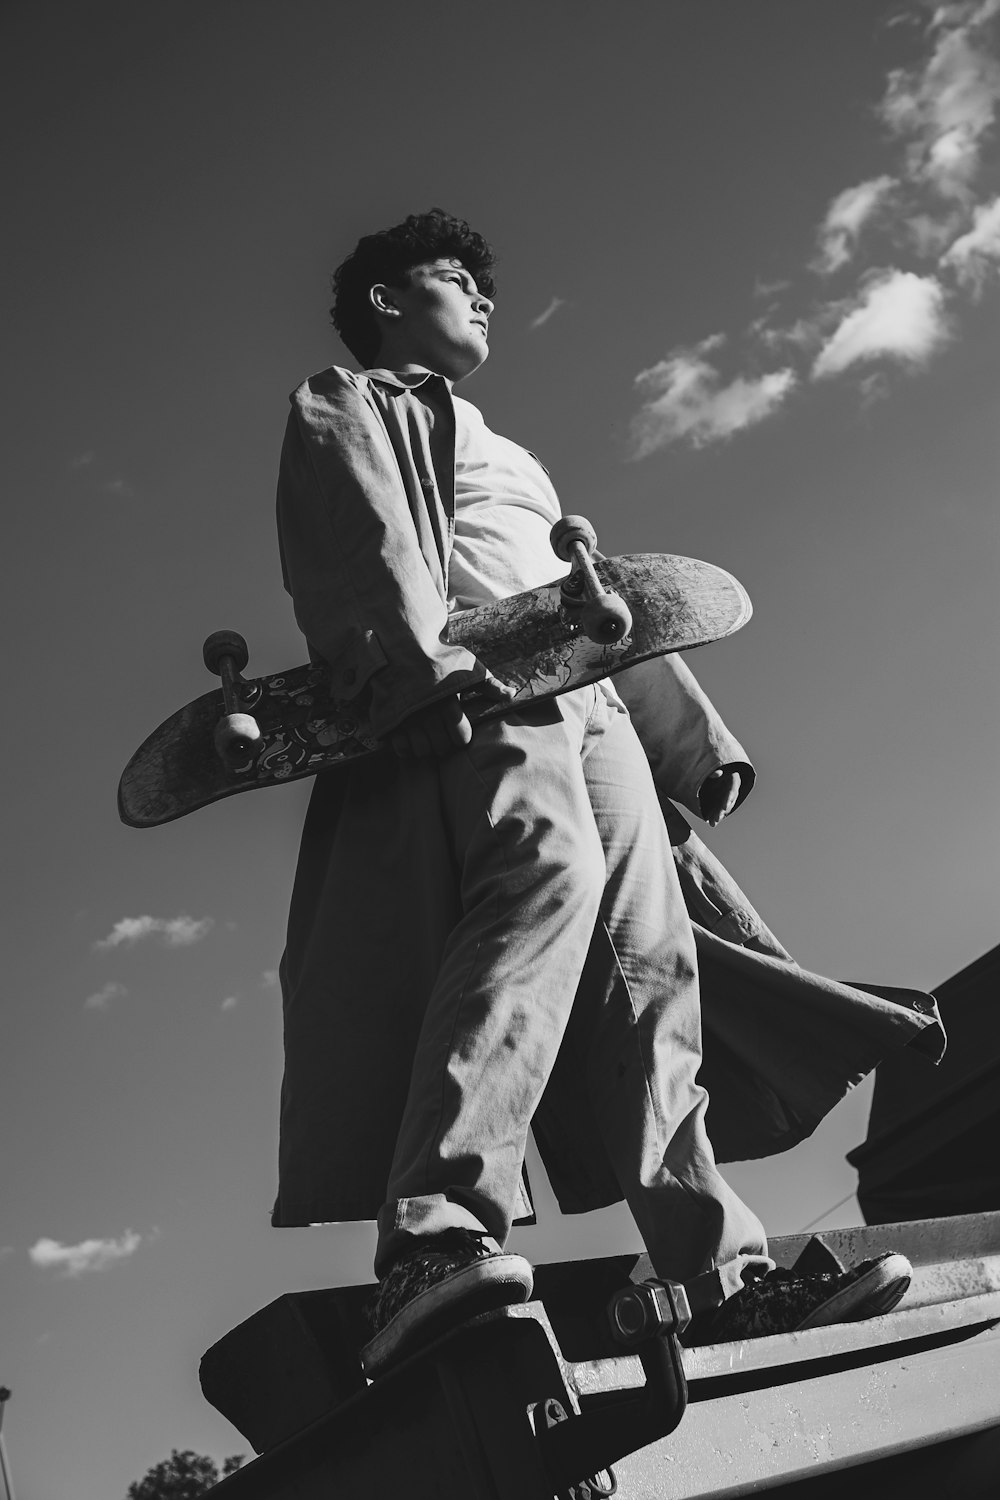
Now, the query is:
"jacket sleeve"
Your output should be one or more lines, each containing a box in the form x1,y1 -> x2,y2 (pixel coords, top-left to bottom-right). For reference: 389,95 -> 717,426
276,370 -> 486,738
614,652 -> 755,821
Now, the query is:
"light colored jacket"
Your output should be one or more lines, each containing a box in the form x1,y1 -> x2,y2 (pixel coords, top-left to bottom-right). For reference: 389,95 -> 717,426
271,365 -> 944,1227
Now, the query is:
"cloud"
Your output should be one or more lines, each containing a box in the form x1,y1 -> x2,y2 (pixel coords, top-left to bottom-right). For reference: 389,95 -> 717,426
84,980 -> 127,1011
942,193 -> 1000,284
628,3 -> 999,452
812,270 -> 950,377
67,450 -> 135,496
221,995 -> 239,1011
95,914 -> 214,950
749,300 -> 846,355
528,296 -> 568,330
261,969 -> 279,988
628,337 -> 797,457
814,177 -> 898,272
753,276 -> 792,300
29,1230 -> 142,1277
879,0 -> 1000,198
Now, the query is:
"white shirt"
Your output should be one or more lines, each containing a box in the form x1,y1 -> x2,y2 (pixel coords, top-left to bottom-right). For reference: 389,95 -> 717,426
448,396 -> 624,710
448,396 -> 564,608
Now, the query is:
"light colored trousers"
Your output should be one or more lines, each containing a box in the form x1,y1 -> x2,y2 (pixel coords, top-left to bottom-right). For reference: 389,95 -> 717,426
375,686 -> 770,1307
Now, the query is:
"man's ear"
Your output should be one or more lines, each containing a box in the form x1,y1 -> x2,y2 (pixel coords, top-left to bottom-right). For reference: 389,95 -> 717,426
369,284 -> 401,318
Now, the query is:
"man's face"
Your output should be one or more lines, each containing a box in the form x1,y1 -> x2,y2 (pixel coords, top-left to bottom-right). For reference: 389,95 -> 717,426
373,257 -> 493,380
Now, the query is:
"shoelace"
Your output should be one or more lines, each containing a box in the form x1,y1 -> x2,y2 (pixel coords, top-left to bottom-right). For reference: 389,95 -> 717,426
367,1229 -> 496,1331
758,1266 -> 839,1289
419,1228 -> 494,1259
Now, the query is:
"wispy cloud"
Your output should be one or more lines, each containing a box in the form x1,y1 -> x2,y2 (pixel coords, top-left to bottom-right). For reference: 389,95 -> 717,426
627,1 -> 1000,453
261,968 -> 279,988
67,450 -> 135,497
813,176 -> 897,273
629,337 -> 796,457
84,980 -> 128,1011
529,296 -> 568,330
812,270 -> 950,377
221,995 -> 239,1011
29,1229 -> 143,1277
941,192 -> 1000,284
753,276 -> 792,300
880,0 -> 1000,199
95,914 -> 214,950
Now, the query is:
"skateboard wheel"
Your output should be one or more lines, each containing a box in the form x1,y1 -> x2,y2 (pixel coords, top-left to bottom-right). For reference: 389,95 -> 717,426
581,591 -> 632,645
214,712 -> 261,770
203,630 -> 249,676
550,515 -> 598,562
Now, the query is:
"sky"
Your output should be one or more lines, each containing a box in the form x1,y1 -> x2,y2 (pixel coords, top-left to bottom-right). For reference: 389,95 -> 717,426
2,1 -> 999,1495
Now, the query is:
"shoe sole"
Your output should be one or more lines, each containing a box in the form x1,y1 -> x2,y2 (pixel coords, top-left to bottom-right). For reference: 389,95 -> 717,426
361,1254 -> 533,1377
796,1253 -> 912,1331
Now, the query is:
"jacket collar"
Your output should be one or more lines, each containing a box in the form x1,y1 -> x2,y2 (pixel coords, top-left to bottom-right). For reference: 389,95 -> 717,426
363,367 -> 452,392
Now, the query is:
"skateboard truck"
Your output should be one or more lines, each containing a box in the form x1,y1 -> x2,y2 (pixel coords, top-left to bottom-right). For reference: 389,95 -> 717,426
530,1278 -> 690,1497
203,630 -> 262,774
607,1276 -> 692,1347
551,516 -> 633,646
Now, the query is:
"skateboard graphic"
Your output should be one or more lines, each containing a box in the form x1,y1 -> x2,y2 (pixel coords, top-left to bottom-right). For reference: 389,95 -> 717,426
118,517 -> 752,829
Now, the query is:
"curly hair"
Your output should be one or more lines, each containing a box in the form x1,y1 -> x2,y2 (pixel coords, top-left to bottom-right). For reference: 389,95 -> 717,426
330,208 -> 497,367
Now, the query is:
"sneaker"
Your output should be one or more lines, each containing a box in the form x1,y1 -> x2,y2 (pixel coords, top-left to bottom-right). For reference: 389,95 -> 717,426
699,1251 -> 912,1344
361,1228 -> 534,1376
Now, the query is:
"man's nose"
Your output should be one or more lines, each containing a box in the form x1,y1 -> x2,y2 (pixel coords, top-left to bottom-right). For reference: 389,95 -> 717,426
474,291 -> 494,317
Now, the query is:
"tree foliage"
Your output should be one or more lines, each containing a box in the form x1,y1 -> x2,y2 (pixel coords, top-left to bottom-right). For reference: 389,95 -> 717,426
126,1448 -> 244,1499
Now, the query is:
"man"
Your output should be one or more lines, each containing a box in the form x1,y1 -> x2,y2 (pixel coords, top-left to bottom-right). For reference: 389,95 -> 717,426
273,210 -> 927,1373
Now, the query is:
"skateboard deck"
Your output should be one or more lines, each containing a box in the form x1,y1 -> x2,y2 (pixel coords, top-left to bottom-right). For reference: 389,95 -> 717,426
118,552 -> 751,828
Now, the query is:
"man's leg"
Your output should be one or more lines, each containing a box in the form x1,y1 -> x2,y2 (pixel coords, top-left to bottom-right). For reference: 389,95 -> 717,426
572,699 -> 770,1309
375,689 -> 610,1275
560,699 -> 911,1339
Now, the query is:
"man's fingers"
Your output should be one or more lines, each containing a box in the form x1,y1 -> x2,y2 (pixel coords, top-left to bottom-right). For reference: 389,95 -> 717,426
390,698 -> 473,759
425,698 -> 470,755
448,709 -> 473,748
701,769 -> 741,826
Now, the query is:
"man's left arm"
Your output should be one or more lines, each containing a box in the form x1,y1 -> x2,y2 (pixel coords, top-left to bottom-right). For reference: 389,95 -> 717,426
614,653 -> 755,826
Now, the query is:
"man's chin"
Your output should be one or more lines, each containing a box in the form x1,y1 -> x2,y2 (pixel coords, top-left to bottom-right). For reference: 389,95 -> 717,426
467,340 -> 490,372
446,347 -> 489,382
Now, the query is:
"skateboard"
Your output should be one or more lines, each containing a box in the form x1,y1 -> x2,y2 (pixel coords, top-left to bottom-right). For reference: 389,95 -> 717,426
118,516 -> 752,829
199,1256 -> 691,1500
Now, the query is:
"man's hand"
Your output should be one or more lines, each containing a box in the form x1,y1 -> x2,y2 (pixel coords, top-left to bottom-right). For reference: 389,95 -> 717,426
699,768 -> 741,828
389,695 -> 473,759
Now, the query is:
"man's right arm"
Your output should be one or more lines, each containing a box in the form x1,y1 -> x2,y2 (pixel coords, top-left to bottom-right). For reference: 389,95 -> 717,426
277,370 -> 487,741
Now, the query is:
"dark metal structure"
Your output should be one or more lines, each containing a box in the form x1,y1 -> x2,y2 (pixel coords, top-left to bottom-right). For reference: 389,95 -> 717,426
849,944 -> 1000,1224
